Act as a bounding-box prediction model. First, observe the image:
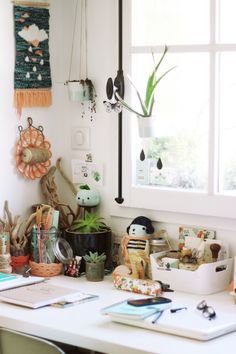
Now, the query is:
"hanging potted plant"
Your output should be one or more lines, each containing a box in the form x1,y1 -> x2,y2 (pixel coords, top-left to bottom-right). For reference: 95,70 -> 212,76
115,45 -> 175,137
65,0 -> 97,120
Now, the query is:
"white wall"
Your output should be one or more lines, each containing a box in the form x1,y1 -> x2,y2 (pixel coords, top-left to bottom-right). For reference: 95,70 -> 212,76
0,0 -> 235,256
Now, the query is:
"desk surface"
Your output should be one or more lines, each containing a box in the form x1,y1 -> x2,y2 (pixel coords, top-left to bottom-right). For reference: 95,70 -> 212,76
0,275 -> 236,354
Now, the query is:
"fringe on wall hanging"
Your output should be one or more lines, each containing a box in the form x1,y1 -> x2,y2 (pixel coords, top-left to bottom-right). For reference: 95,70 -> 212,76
12,0 -> 52,115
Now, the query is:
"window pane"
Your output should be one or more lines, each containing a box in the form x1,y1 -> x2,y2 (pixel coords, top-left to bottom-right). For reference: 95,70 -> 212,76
132,0 -> 210,46
217,0 -> 236,43
218,53 -> 236,193
132,52 -> 209,190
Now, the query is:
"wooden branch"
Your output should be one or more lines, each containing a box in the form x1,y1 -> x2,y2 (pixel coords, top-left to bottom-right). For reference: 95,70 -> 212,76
56,157 -> 77,196
3,200 -> 13,227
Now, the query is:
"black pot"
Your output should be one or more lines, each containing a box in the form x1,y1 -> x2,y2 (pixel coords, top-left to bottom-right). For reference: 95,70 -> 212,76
64,229 -> 112,273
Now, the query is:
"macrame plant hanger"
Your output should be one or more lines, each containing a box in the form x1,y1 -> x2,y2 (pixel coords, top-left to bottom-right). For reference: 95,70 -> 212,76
66,0 -> 96,120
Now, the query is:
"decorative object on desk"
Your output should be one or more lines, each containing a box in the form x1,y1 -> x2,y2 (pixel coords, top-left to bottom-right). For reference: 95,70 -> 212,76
210,243 -> 221,262
40,158 -> 80,231
16,117 -> 52,180
115,45 -> 175,137
13,0 -> 52,115
64,256 -> 81,278
65,211 -> 112,273
0,232 -> 12,274
76,184 -> 100,213
118,216 -> 154,279
112,274 -> 161,296
150,252 -> 233,295
178,225 -> 216,250
83,251 -> 106,281
0,200 -> 37,271
65,0 -> 96,120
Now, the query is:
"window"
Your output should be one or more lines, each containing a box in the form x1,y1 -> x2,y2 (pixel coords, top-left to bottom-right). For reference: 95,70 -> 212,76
121,0 -> 236,218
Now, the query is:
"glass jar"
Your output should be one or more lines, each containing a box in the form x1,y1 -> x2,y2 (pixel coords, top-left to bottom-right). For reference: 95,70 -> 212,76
149,238 -> 169,254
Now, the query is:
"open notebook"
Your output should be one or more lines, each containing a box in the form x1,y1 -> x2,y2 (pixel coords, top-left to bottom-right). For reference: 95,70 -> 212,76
108,305 -> 236,341
0,282 -> 98,308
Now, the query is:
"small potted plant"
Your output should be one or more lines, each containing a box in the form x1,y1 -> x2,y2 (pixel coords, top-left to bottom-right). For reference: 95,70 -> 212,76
83,251 -> 107,281
67,78 -> 97,120
115,45 -> 175,137
65,212 -> 112,273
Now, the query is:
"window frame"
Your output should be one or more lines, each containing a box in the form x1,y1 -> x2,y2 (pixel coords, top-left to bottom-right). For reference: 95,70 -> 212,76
117,0 -> 236,220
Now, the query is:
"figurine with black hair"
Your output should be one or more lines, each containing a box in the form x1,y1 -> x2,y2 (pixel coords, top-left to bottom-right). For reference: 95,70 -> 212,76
120,216 -> 154,279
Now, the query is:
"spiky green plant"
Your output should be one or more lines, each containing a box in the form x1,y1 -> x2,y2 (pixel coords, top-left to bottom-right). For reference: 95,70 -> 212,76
70,212 -> 109,233
83,251 -> 107,263
115,45 -> 176,117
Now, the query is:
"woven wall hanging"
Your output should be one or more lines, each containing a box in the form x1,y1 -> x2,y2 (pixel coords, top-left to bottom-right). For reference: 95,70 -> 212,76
13,0 -> 52,115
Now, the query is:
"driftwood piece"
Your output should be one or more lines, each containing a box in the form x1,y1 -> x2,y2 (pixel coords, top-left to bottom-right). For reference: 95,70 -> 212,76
2,201 -> 29,255
40,158 -> 80,230
56,157 -> 77,196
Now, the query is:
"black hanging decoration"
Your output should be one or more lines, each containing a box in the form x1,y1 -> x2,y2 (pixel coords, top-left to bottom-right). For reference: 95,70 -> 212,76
140,149 -> 145,161
157,158 -> 163,170
103,0 -> 124,204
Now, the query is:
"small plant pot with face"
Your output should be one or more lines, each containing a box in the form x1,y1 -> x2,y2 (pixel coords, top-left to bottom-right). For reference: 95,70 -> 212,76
85,261 -> 105,281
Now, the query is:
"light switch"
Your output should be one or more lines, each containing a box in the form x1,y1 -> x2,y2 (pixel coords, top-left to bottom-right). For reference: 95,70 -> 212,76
71,127 -> 90,150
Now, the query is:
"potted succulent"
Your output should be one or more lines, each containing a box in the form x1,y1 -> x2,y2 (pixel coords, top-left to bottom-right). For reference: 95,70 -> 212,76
115,45 -> 175,137
83,251 -> 107,281
65,212 -> 112,273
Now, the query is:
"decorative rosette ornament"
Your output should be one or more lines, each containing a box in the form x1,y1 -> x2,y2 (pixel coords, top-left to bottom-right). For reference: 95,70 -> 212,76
16,117 -> 52,179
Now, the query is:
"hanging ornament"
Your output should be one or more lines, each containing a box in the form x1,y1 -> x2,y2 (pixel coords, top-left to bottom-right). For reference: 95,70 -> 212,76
157,158 -> 163,170
15,117 -> 52,180
140,149 -> 145,161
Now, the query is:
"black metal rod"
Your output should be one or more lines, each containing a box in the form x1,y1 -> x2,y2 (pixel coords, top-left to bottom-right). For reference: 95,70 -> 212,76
114,0 -> 124,204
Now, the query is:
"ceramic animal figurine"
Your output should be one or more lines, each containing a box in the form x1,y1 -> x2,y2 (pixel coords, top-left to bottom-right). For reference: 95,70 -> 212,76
76,184 -> 100,208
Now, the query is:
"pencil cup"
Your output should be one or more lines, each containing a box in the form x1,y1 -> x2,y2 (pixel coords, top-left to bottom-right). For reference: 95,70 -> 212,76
29,260 -> 63,277
30,228 -> 63,277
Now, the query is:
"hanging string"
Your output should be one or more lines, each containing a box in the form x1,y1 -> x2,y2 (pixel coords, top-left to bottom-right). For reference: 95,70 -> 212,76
85,0 -> 88,78
68,0 -> 79,82
79,0 -> 88,78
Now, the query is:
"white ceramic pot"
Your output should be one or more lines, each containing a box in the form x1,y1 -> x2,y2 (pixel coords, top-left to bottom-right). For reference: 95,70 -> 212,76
67,81 -> 90,102
137,116 -> 158,138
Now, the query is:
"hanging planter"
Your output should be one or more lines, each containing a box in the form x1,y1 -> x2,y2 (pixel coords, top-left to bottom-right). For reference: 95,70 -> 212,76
137,116 -> 159,138
65,0 -> 96,120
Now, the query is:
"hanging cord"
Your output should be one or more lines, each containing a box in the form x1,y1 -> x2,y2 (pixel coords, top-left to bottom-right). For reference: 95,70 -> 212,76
79,0 -> 88,78
68,0 -> 79,81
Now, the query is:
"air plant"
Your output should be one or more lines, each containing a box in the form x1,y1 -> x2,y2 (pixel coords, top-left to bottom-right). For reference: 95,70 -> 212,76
115,45 -> 176,117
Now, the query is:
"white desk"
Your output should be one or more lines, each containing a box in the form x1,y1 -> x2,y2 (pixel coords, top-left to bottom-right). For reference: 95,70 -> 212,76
0,275 -> 236,354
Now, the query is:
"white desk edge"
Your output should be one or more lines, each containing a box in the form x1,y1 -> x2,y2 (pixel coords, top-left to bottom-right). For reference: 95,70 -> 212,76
0,275 -> 236,354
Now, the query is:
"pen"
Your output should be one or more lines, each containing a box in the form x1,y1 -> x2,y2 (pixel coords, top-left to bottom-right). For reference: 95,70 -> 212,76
170,307 -> 187,313
152,311 -> 163,324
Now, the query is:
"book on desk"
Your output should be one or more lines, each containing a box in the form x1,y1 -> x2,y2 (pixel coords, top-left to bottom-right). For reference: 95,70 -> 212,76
101,299 -> 172,320
0,279 -> 98,309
